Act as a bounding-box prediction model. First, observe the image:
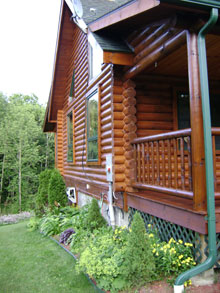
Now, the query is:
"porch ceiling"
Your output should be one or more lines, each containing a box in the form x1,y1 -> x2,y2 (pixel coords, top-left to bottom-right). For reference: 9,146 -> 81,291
142,33 -> 220,80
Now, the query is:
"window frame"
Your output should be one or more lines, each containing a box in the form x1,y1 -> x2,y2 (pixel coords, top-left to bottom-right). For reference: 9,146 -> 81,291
69,69 -> 75,104
67,110 -> 74,163
86,88 -> 101,165
88,32 -> 103,82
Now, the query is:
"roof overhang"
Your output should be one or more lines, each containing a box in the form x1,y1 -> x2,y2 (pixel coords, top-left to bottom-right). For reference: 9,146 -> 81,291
89,0 -> 160,32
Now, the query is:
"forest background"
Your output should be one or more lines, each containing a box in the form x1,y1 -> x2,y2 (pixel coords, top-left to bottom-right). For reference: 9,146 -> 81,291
0,92 -> 54,214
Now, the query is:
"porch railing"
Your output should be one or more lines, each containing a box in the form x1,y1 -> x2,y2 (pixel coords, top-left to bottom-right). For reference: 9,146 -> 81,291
132,128 -> 220,199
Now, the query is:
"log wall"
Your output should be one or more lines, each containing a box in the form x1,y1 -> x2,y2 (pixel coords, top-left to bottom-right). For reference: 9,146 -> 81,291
56,24 -> 114,198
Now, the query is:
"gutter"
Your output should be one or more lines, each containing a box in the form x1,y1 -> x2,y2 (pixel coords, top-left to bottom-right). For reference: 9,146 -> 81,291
174,7 -> 219,293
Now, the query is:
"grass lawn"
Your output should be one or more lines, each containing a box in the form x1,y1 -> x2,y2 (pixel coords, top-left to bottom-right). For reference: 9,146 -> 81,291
0,221 -> 97,293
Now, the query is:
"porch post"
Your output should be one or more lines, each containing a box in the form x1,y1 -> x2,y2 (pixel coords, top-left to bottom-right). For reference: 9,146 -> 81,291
187,32 -> 206,211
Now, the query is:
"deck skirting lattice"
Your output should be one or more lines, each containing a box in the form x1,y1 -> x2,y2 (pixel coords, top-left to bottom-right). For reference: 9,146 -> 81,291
128,207 -> 220,267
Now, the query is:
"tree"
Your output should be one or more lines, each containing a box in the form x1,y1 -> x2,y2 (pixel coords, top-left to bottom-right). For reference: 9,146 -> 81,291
48,169 -> 67,209
0,93 -> 55,212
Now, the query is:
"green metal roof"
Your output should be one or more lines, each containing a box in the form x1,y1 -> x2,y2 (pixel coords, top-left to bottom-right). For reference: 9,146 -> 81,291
81,0 -> 133,24
93,32 -> 133,53
160,0 -> 220,9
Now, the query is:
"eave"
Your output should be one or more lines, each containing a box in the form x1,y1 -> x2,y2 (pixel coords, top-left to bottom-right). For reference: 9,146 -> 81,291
89,0 -> 160,32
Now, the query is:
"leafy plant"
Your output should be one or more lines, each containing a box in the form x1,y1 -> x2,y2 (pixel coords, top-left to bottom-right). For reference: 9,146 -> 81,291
40,215 -> 61,236
27,217 -> 41,232
48,169 -> 67,209
59,228 -> 75,245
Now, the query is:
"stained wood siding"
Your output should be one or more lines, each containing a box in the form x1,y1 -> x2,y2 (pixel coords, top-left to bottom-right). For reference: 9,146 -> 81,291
56,24 -> 114,196
135,78 -> 173,137
113,76 -> 126,193
57,110 -> 64,175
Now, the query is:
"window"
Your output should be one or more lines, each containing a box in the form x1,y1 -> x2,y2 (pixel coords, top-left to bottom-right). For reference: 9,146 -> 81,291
177,91 -> 220,149
87,90 -> 99,162
67,111 -> 73,162
69,69 -> 75,103
88,33 -> 103,80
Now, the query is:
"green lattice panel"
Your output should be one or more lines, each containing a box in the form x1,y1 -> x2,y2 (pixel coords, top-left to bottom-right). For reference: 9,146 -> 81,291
204,234 -> 220,268
128,207 -> 203,263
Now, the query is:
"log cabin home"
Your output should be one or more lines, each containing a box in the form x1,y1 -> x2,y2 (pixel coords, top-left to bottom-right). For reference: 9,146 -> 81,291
44,0 -> 220,263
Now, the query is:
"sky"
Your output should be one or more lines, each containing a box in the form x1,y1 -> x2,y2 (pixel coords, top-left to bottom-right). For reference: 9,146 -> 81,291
0,0 -> 61,105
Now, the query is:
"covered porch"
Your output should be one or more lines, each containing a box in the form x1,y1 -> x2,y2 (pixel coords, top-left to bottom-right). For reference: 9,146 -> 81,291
120,16 -> 220,234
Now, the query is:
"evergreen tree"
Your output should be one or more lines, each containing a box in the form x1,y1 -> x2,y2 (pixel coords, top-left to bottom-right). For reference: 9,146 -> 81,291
48,169 -> 67,209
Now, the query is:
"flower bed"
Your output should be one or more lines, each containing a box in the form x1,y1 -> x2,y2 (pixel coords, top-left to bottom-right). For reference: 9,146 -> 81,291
28,199 -> 196,292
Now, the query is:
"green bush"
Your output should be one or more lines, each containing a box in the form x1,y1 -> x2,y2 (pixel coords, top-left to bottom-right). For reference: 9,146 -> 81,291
76,226 -> 127,292
36,169 -> 53,214
27,217 -> 41,231
122,212 -> 156,286
48,169 -> 67,209
85,199 -> 106,232
77,213 -> 156,292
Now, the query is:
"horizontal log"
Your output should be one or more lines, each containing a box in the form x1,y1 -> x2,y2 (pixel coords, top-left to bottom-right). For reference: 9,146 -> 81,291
101,130 -> 112,139
137,121 -> 173,130
114,162 -> 126,172
114,138 -> 124,146
113,85 -> 123,95
136,104 -> 172,113
133,182 -> 193,199
123,105 -> 136,116
114,155 -> 125,164
134,28 -> 176,63
113,103 -> 123,112
113,95 -> 123,103
114,112 -> 124,120
124,115 -> 137,124
101,108 -> 111,119
114,120 -> 124,129
134,22 -> 172,54
136,95 -> 171,105
123,97 -> 136,107
137,112 -> 172,121
114,147 -> 124,156
125,30 -> 186,80
133,128 -> 191,144
101,92 -> 111,106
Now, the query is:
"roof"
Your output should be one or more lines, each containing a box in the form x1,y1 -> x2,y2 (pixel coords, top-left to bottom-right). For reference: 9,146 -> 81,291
93,32 -> 133,53
81,0 -> 133,24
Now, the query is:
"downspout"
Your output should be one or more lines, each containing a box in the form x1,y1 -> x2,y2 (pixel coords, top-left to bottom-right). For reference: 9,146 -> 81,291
174,8 -> 219,293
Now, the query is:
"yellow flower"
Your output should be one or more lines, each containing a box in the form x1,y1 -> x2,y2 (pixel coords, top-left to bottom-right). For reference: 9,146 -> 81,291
148,224 -> 151,228
149,233 -> 154,238
153,248 -> 156,253
178,240 -> 183,244
156,252 -> 159,256
179,255 -> 184,260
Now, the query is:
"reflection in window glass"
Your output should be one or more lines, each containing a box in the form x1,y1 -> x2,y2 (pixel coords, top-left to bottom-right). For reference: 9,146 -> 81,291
87,91 -> 98,161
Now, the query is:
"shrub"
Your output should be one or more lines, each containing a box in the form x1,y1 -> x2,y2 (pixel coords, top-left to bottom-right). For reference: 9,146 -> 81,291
27,217 -> 41,231
85,199 -> 106,232
76,227 -> 127,291
36,169 -> 53,214
48,169 -> 67,209
77,214 -> 156,292
121,212 -> 156,286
